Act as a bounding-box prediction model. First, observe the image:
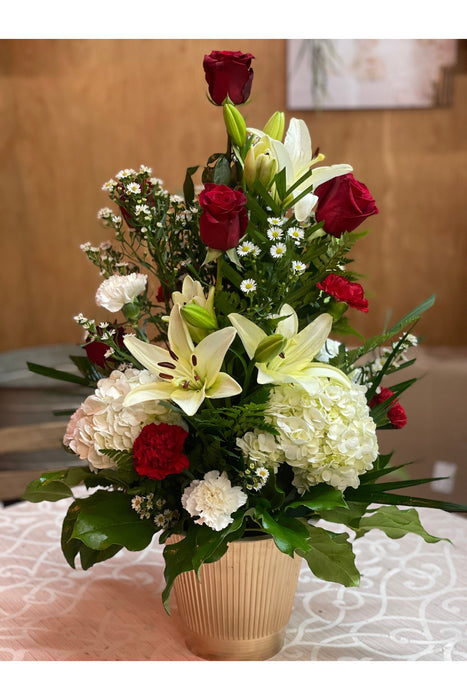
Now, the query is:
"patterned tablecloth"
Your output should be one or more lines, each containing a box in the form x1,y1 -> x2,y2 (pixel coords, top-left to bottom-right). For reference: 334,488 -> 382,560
1,497 -> 466,662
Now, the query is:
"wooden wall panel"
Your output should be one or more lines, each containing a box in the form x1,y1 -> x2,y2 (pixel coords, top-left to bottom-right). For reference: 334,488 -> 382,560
1,38 -> 466,353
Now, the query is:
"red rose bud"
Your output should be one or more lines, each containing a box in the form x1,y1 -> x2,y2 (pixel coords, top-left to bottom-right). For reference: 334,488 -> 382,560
203,50 -> 254,105
369,387 -> 407,429
132,423 -> 189,480
317,274 -> 369,313
199,183 -> 248,251
315,173 -> 379,238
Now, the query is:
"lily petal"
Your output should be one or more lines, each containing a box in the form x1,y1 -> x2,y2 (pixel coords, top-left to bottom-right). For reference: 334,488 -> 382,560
275,304 -> 298,338
195,326 -> 237,384
311,164 -> 353,190
170,386 -> 206,416
168,305 -> 194,363
206,372 -> 243,399
284,313 -> 333,365
283,118 -> 312,177
123,381 -> 174,406
228,313 -> 267,359
123,336 -> 173,376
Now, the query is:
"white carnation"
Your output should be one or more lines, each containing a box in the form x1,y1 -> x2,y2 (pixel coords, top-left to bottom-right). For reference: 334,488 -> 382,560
95,273 -> 147,312
238,379 -> 378,493
63,368 -> 187,471
181,470 -> 248,531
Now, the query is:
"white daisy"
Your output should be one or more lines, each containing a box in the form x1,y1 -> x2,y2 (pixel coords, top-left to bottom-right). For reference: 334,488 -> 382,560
126,182 -> 141,195
116,168 -> 136,179
267,216 -> 286,226
237,241 -> 260,257
287,227 -> 305,244
102,179 -> 116,192
291,260 -> 306,274
270,243 -> 287,258
267,226 -> 283,241
240,279 -> 257,294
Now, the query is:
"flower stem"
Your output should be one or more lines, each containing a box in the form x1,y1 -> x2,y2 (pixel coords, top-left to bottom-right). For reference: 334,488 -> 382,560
215,256 -> 223,294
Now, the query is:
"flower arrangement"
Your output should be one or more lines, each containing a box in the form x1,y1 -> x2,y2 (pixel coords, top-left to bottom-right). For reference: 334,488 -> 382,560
24,49 -> 466,612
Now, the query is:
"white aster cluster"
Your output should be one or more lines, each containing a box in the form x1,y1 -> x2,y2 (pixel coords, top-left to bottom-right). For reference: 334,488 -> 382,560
181,470 -> 248,531
95,272 -> 148,312
237,378 -> 378,493
63,368 -> 187,471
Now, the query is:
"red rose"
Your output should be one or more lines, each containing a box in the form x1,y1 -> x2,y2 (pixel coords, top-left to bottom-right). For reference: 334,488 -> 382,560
317,273 -> 369,312
315,174 -> 379,237
199,183 -> 248,250
203,50 -> 254,105
369,387 -> 407,429
133,423 -> 189,480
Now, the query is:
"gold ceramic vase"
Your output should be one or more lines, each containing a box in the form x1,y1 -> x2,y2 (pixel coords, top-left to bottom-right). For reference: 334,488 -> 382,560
170,535 -> 302,661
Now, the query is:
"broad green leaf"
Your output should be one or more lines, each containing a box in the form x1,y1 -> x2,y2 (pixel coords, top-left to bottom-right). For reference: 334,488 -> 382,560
213,156 -> 231,185
254,503 -> 310,556
286,484 -> 348,513
318,501 -> 368,529
61,500 -> 82,568
354,505 -> 450,543
23,467 -> 91,502
71,490 -> 155,551
299,526 -> 360,587
79,543 -> 123,570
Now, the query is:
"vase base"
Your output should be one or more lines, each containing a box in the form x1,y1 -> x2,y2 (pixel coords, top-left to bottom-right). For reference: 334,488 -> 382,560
183,628 -> 286,661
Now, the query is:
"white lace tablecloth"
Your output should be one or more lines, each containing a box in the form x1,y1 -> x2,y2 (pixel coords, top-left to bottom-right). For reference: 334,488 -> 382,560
1,497 -> 466,661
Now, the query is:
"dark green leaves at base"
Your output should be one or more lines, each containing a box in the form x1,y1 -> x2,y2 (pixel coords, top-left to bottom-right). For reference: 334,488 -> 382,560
299,527 -> 360,587
61,489 -> 156,570
23,467 -> 92,502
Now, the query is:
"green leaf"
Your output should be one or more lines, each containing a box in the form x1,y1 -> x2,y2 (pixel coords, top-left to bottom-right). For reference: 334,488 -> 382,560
183,165 -> 199,206
286,484 -> 348,514
61,501 -> 82,568
318,501 -> 368,529
354,505 -> 450,543
299,526 -> 360,587
27,361 -> 93,386
79,543 -> 123,570
71,490 -> 155,551
23,467 -> 91,502
254,503 -> 310,556
213,156 -> 231,185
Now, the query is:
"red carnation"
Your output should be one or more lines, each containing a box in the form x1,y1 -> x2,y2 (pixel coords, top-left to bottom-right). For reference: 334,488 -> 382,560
317,273 -> 369,313
203,50 -> 254,105
133,423 -> 189,480
315,173 -> 379,238
369,388 -> 407,429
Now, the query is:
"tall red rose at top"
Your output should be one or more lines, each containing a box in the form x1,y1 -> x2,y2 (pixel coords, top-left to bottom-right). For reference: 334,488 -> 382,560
199,183 -> 248,251
315,173 -> 379,238
203,50 -> 255,105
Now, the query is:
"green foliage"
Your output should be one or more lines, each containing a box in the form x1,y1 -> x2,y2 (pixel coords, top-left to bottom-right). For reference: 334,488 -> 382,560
299,527 -> 360,587
353,505 -> 449,543
23,467 -> 92,502
68,490 -> 156,553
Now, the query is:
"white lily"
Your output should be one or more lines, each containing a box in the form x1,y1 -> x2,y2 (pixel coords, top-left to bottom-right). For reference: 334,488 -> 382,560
248,118 -> 353,221
170,275 -> 216,342
228,304 -> 351,391
123,305 -> 241,416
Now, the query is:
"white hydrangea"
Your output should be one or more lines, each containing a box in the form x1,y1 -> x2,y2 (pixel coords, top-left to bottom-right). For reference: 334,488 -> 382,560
95,273 -> 147,312
63,368 -> 187,471
181,470 -> 248,531
238,378 -> 378,493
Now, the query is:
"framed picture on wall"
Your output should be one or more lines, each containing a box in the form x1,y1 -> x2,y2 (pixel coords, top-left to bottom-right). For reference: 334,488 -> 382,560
286,39 -> 458,110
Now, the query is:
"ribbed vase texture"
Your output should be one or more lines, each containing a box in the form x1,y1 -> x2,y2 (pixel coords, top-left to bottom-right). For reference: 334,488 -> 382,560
169,535 -> 302,660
